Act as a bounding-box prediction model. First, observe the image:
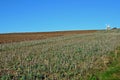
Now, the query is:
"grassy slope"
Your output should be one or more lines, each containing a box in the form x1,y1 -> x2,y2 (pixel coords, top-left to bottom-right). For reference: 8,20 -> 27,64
89,46 -> 120,80
98,48 -> 120,80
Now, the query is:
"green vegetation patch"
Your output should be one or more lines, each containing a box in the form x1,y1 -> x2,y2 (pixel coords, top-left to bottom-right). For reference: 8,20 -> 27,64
98,48 -> 120,80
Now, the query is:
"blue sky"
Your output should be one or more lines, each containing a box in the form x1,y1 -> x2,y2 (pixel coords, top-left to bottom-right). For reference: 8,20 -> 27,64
0,0 -> 120,33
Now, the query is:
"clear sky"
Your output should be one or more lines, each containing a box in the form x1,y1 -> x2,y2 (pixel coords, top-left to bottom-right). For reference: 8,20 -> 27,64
0,0 -> 120,33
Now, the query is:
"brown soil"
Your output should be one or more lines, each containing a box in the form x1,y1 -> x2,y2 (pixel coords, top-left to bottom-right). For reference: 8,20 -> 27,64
0,30 -> 97,44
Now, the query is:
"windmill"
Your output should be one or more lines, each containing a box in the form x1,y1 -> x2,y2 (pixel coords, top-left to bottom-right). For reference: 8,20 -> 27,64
106,24 -> 111,30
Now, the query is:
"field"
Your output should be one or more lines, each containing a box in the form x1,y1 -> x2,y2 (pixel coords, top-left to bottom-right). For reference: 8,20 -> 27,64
0,30 -> 120,80
0,30 -> 97,44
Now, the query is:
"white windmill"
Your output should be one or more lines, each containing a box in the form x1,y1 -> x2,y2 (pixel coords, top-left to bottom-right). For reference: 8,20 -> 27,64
106,24 -> 111,30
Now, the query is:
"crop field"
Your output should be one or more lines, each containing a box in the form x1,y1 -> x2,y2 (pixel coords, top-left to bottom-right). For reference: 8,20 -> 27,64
0,30 -> 120,80
0,30 -> 97,44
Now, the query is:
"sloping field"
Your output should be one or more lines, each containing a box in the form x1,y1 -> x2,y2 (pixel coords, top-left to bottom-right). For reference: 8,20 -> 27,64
0,29 -> 120,79
0,30 -> 97,44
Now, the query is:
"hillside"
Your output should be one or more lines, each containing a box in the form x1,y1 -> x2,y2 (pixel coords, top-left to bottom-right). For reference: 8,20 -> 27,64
0,29 -> 120,80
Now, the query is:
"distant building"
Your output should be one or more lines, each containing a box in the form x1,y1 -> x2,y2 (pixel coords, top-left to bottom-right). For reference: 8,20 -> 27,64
106,25 -> 111,30
112,27 -> 117,30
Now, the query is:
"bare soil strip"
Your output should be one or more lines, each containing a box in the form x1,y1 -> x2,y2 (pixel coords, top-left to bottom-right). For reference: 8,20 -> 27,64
0,30 -> 97,44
